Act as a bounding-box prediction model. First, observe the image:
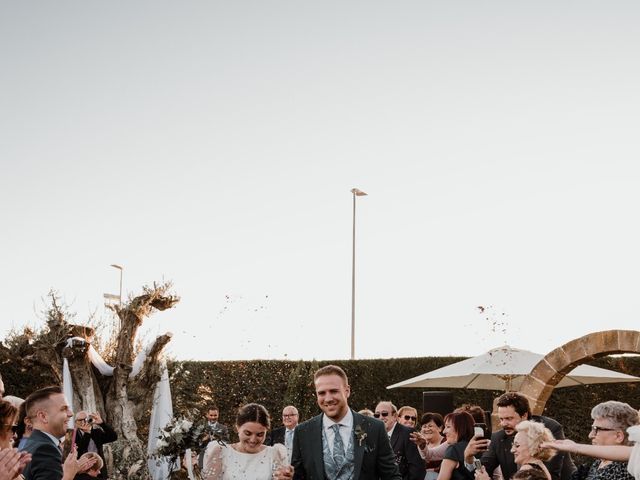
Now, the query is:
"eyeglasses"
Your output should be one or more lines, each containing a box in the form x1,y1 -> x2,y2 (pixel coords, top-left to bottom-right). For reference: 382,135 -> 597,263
403,415 -> 417,422
590,426 -> 618,434
76,418 -> 88,423
283,414 -> 298,418
374,411 -> 390,418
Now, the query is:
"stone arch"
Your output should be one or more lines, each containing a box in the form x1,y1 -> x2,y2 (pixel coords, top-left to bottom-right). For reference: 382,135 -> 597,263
519,329 -> 640,415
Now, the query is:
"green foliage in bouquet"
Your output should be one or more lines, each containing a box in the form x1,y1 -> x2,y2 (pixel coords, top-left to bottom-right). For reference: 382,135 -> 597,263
152,413 -> 215,468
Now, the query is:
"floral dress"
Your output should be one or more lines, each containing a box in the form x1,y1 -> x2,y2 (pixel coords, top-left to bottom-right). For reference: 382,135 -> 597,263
202,442 -> 288,480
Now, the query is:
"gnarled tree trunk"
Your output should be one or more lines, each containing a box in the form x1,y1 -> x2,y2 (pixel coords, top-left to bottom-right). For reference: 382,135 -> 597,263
19,285 -> 179,480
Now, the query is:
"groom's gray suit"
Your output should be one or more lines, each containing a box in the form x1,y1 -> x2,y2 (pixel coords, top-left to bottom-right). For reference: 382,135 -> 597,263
291,410 -> 401,480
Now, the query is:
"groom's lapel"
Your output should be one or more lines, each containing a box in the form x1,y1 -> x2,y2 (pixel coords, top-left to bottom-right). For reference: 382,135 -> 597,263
352,410 -> 366,479
310,415 -> 325,479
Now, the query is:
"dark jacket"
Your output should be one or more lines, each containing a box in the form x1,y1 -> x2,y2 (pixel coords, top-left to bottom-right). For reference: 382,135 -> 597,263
480,415 -> 576,480
389,422 -> 425,480
291,409 -> 402,480
20,429 -> 63,480
75,423 -> 118,480
267,426 -> 286,446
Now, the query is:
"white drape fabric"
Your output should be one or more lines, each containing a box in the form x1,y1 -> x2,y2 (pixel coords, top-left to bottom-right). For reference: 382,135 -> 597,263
184,448 -> 195,480
628,425 -> 640,480
61,336 -> 174,479
65,337 -> 151,378
147,359 -> 174,480
62,357 -> 75,429
87,345 -> 115,376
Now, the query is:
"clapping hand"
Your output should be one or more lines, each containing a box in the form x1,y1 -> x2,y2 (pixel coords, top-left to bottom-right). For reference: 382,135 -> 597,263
0,448 -> 31,480
78,453 -> 98,473
62,447 -> 97,480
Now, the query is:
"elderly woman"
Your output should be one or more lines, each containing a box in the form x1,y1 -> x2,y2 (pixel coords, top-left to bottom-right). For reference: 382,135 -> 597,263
542,401 -> 638,480
475,420 -> 554,480
398,406 -> 419,429
419,413 -> 447,480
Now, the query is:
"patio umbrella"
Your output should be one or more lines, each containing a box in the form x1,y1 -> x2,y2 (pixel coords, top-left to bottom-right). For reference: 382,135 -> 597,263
387,345 -> 640,391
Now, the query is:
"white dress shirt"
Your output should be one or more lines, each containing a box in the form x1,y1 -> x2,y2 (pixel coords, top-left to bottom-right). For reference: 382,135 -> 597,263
322,410 -> 354,455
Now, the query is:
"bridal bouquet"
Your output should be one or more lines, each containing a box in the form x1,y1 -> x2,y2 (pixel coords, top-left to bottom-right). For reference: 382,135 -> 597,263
152,415 -> 210,467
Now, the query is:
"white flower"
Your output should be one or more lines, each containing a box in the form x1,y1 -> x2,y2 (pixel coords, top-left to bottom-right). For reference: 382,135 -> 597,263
180,420 -> 193,431
156,439 -> 168,448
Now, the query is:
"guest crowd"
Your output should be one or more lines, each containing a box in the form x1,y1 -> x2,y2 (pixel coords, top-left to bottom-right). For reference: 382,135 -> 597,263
0,366 -> 638,480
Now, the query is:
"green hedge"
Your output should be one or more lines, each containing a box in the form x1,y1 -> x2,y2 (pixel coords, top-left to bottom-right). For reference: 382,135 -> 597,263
167,355 -> 640,445
3,353 -> 638,448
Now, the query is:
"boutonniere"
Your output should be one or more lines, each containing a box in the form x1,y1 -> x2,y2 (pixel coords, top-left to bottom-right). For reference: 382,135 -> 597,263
354,425 -> 368,447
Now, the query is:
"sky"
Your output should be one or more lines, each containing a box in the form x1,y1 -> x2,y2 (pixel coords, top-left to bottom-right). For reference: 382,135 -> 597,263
1,1 -> 640,363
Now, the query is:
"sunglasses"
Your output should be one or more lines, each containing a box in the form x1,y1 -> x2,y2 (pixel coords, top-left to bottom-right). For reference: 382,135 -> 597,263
373,411 -> 390,418
403,415 -> 417,422
2,424 -> 18,433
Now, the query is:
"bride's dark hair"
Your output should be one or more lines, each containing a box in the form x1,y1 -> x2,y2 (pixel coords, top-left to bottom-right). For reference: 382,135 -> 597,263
236,403 -> 271,429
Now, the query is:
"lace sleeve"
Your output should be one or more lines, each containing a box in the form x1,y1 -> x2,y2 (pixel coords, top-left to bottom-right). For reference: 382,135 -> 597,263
272,444 -> 289,466
201,442 -> 225,480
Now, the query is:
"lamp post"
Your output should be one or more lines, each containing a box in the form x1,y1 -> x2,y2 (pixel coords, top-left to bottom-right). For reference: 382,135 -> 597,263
110,264 -> 123,307
350,188 -> 367,360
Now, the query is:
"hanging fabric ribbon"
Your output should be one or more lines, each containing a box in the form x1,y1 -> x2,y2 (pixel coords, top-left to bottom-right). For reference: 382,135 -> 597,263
62,357 -> 75,429
147,359 -> 174,480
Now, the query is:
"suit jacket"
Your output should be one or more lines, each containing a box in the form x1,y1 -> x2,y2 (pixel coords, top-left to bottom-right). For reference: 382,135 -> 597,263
389,423 -> 425,480
75,423 -> 118,479
267,426 -> 286,446
291,410 -> 402,480
480,415 -> 575,480
20,429 -> 63,480
206,422 -> 229,442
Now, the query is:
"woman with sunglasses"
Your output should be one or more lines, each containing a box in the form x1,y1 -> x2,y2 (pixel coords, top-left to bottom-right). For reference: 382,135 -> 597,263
0,400 -> 18,450
398,407 -> 419,430
0,399 -> 32,480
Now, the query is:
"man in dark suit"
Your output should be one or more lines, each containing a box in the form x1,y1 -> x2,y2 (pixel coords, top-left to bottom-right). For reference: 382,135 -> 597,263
198,405 -> 230,469
20,386 -> 94,480
374,401 -> 425,480
73,411 -> 117,479
291,365 -> 401,480
463,392 -> 576,480
204,406 -> 229,442
266,405 -> 299,461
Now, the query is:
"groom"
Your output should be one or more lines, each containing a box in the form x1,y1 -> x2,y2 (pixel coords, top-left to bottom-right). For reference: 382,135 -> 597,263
291,365 -> 401,479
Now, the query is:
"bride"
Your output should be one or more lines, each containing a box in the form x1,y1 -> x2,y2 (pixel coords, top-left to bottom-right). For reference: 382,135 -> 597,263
202,403 -> 293,480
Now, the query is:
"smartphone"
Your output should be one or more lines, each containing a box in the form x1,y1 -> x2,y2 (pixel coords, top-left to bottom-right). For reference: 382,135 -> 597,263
473,423 -> 490,440
473,459 -> 483,470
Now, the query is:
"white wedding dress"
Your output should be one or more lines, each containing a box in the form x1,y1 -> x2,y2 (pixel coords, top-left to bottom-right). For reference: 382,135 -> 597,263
202,442 -> 288,480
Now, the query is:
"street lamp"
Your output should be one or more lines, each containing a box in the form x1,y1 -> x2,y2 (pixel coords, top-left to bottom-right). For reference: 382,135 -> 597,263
110,264 -> 123,307
350,188 -> 367,360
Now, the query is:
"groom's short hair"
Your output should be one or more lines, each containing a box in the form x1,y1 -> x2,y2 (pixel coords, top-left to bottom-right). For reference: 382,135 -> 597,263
314,365 -> 348,383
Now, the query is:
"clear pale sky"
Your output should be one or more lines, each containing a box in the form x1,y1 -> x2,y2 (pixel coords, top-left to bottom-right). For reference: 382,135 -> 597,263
2,1 -> 639,362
